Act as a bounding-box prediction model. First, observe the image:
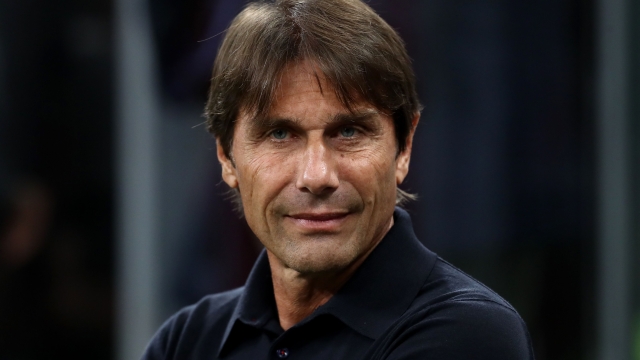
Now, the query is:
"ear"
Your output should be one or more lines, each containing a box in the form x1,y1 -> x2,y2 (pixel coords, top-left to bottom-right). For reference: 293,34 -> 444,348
216,139 -> 239,188
396,114 -> 420,185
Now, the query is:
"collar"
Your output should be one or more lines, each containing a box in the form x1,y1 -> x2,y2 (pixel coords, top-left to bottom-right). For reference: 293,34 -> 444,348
218,207 -> 437,356
219,250 -> 277,357
315,207 -> 436,339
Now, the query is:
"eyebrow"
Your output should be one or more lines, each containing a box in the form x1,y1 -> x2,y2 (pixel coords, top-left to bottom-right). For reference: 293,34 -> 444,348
248,117 -> 301,135
247,108 -> 382,135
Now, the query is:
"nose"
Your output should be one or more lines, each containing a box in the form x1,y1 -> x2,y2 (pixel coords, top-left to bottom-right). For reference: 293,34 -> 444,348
296,139 -> 339,195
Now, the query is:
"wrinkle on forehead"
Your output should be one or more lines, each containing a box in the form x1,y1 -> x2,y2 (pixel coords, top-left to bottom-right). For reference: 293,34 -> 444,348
249,60 -> 387,125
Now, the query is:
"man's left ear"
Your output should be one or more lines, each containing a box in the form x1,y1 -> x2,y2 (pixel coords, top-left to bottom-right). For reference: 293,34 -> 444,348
396,114 -> 420,185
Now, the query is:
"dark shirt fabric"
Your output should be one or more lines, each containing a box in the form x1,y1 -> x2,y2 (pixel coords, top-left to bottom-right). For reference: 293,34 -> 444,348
142,208 -> 535,360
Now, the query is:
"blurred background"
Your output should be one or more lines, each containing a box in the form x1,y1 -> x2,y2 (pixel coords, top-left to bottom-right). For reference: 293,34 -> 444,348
0,0 -> 638,359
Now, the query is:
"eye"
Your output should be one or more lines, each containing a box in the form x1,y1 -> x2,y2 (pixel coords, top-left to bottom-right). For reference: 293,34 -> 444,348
339,127 -> 357,138
270,129 -> 289,140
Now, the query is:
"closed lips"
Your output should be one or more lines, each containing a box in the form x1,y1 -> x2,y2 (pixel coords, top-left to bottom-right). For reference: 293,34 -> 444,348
288,213 -> 349,221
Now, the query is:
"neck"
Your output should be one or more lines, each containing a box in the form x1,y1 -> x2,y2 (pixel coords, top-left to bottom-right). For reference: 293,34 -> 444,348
267,216 -> 394,330
267,261 -> 350,330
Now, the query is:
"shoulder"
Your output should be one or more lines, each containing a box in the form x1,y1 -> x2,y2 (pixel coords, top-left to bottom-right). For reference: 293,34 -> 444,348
141,288 -> 244,360
366,258 -> 535,360
420,257 -> 516,310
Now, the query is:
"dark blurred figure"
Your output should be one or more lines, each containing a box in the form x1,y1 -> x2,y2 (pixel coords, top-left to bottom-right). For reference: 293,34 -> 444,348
0,0 -> 114,357
0,178 -> 114,360
0,180 -> 55,359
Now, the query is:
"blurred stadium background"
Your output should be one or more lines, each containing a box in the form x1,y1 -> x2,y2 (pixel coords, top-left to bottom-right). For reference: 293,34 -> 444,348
0,0 -> 638,359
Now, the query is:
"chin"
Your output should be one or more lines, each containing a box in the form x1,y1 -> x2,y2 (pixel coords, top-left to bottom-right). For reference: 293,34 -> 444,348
287,259 -> 345,275
281,243 -> 359,275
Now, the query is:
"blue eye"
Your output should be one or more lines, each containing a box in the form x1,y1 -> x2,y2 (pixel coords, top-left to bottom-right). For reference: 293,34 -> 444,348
271,129 -> 288,139
340,127 -> 356,137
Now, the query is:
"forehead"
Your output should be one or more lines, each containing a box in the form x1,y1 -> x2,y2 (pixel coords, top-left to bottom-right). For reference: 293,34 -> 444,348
271,62 -> 343,113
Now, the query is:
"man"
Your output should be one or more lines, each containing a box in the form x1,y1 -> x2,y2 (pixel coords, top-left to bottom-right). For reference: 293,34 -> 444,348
142,0 -> 534,359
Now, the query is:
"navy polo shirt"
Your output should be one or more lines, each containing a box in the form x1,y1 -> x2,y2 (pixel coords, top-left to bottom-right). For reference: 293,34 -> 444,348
142,208 -> 534,359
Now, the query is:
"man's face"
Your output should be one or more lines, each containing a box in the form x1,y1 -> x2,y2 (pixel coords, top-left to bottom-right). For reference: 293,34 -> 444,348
217,62 -> 415,275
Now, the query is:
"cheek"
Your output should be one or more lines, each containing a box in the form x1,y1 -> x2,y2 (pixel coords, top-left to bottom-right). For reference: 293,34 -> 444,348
236,149 -> 295,211
341,147 -> 397,199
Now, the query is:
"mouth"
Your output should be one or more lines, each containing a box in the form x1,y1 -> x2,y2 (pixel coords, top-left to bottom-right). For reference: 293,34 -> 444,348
285,211 -> 351,232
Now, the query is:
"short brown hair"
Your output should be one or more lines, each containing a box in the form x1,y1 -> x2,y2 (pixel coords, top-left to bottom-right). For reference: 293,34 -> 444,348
205,0 -> 420,205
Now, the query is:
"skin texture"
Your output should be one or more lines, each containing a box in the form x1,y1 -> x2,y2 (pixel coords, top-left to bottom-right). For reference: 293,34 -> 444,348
217,61 -> 417,329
